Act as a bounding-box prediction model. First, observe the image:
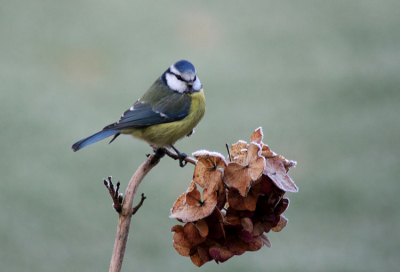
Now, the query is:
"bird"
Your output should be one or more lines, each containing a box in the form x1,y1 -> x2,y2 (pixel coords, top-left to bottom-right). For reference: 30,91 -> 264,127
71,60 -> 206,167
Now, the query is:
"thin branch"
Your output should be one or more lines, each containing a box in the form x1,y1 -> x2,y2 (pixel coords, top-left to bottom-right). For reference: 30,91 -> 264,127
109,151 -> 163,272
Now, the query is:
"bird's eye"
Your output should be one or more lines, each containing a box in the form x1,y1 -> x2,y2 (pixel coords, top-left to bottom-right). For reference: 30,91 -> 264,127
176,75 -> 184,81
193,75 -> 197,81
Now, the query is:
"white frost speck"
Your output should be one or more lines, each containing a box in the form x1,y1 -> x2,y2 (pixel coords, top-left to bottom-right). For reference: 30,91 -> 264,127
192,150 -> 226,161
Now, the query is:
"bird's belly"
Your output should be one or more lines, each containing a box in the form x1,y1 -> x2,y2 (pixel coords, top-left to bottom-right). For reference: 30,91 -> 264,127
123,89 -> 206,147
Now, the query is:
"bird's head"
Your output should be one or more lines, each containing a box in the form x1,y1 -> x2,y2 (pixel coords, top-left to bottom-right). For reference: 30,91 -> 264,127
163,60 -> 202,94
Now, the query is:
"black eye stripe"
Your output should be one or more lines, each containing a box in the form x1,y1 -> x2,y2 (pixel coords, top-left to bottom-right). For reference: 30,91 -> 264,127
169,71 -> 196,83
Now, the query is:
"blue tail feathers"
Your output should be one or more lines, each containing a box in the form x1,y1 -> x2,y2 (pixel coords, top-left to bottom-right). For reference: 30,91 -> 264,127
72,130 -> 120,152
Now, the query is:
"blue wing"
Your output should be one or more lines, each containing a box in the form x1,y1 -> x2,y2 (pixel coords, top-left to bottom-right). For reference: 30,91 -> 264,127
103,80 -> 191,131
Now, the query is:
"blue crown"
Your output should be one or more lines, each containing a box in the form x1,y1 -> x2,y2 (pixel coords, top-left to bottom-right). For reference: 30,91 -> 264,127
173,60 -> 195,73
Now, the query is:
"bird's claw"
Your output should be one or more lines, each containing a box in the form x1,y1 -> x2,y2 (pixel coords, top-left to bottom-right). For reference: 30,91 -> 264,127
178,153 -> 188,167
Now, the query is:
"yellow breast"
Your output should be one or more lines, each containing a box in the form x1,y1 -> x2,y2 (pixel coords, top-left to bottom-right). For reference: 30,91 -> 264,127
128,89 -> 206,147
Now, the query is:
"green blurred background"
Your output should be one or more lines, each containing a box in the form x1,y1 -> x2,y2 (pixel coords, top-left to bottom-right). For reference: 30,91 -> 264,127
1,1 -> 399,271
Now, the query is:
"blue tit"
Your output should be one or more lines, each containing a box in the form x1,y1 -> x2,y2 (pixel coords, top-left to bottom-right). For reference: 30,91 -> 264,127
71,60 -> 206,167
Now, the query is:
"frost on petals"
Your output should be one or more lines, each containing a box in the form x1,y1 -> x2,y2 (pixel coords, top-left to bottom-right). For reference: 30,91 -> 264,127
170,127 -> 299,267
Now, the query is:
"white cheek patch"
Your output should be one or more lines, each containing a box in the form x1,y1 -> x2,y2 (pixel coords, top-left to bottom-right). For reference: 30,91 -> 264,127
193,77 -> 202,91
166,72 -> 186,93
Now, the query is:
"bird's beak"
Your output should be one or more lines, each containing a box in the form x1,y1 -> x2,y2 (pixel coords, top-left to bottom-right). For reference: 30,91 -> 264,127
188,80 -> 194,87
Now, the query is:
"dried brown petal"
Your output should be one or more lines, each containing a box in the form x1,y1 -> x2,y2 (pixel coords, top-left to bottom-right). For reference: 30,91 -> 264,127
247,235 -> 263,251
250,127 -> 263,144
251,222 -> 266,237
170,183 -> 195,213
260,234 -> 271,248
261,144 -> 276,158
193,151 -> 227,194
184,222 -> 206,245
197,244 -> 213,263
227,184 -> 260,211
264,158 -> 298,193
225,208 -> 241,226
209,245 -> 234,263
271,215 -> 288,232
186,185 -> 202,206
196,219 -> 209,237
216,181 -> 227,210
241,217 -> 253,233
190,252 -> 206,267
275,155 -> 297,170
224,163 -> 252,196
171,225 -> 192,248
226,236 -> 249,255
229,141 -> 248,164
238,230 -> 254,243
275,198 -> 290,215
247,143 -> 265,180
205,208 -> 226,240
253,174 -> 274,195
170,182 -> 217,222
173,242 -> 191,256
224,144 -> 265,196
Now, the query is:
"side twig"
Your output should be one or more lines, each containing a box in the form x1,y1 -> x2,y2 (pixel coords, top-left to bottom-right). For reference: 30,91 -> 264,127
104,177 -> 123,213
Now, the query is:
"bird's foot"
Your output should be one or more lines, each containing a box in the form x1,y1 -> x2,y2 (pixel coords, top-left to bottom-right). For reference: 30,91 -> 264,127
170,145 -> 188,167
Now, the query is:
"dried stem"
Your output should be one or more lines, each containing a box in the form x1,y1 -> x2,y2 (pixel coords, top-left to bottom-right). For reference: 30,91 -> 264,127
109,152 -> 162,272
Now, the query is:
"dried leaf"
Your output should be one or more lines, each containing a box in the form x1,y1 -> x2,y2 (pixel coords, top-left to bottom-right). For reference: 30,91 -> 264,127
209,245 -> 234,263
190,252 -> 206,267
225,208 -> 241,226
193,150 -> 227,194
227,184 -> 260,211
261,144 -> 276,158
196,219 -> 209,237
241,217 -> 253,233
186,185 -> 202,206
184,222 -> 206,245
260,234 -> 271,248
216,181 -> 227,210
275,155 -> 297,170
226,236 -> 249,255
197,244 -> 213,263
173,242 -> 191,256
224,143 -> 265,196
264,159 -> 298,193
271,215 -> 288,232
253,174 -> 274,195
170,182 -> 217,222
205,208 -> 226,240
229,140 -> 248,164
238,230 -> 254,243
275,198 -> 290,216
247,235 -> 263,251
171,225 -> 192,248
251,127 -> 264,144
251,222 -> 266,236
